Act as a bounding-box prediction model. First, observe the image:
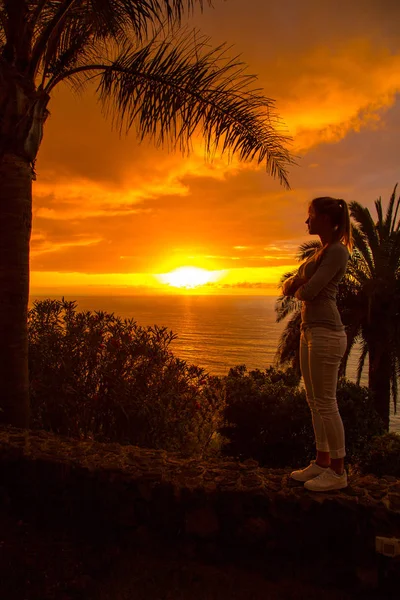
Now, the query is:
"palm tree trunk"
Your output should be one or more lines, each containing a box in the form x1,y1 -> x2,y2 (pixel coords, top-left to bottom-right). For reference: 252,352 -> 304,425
0,153 -> 32,428
369,346 -> 391,430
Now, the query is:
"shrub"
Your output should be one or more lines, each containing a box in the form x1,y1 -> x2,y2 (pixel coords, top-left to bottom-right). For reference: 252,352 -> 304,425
28,298 -> 225,457
220,368 -> 384,468
336,378 -> 385,463
220,366 -> 314,467
355,432 -> 400,477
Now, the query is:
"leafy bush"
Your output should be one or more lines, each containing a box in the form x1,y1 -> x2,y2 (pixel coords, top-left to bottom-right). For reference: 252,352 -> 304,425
28,298 -> 225,457
28,299 -> 387,469
336,378 -> 385,463
355,432 -> 400,477
220,366 -> 314,467
220,367 -> 384,468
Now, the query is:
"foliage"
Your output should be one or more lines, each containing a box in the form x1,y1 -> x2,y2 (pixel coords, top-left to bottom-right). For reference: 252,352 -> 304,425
336,379 -> 385,460
220,366 -> 313,467
0,0 -> 295,431
28,299 -> 390,469
343,189 -> 400,423
28,298 -> 226,457
0,0 -> 294,185
355,432 -> 400,477
220,367 -> 384,468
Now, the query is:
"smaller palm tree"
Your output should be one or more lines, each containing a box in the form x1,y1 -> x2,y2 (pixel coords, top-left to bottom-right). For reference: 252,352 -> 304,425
275,187 -> 400,430
344,187 -> 400,429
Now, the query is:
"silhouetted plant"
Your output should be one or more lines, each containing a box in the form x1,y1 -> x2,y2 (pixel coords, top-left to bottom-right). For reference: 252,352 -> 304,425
0,0 -> 293,428
28,298 -> 226,457
355,432 -> 400,477
220,367 -> 384,468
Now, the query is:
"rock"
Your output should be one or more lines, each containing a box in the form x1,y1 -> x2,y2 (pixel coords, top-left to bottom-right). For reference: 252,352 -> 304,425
382,475 -> 398,483
366,483 -> 386,492
354,475 -> 375,486
1,425 -> 400,575
368,490 -> 387,500
342,486 -> 363,497
240,459 -> 259,468
287,478 -> 303,488
180,466 -> 205,478
387,493 -> 400,512
240,474 -> 263,489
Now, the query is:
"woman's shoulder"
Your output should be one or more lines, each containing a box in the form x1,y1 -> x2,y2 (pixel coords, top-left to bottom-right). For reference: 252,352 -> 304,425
325,242 -> 350,261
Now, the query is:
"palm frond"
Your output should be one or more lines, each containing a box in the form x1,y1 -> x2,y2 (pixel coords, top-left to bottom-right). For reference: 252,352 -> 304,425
351,225 -> 374,277
40,8 -> 98,87
59,33 -> 293,186
275,293 -> 301,323
375,196 -> 383,231
274,310 -> 301,374
295,239 -> 321,262
349,201 -> 380,268
275,270 -> 301,322
278,270 -> 297,284
29,0 -> 209,80
391,195 -> 400,236
388,230 -> 400,274
339,325 -> 361,378
345,248 -> 372,286
385,183 -> 398,236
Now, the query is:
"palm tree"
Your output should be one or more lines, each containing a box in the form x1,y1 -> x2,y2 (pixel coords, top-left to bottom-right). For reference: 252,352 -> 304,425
275,187 -> 400,430
0,1 -> 293,428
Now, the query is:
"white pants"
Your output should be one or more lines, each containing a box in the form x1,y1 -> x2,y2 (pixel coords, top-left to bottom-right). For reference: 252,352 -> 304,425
300,327 -> 347,459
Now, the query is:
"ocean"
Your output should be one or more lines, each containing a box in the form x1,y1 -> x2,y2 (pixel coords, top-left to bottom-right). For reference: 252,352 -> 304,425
29,294 -> 399,433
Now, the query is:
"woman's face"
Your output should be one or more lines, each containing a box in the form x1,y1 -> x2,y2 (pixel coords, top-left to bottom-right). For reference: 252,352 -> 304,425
305,204 -> 329,235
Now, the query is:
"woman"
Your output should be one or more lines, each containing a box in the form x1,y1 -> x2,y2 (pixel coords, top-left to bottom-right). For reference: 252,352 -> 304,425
282,196 -> 352,492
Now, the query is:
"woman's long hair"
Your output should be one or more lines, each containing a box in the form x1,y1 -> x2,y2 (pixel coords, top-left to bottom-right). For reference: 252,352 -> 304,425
311,196 -> 353,252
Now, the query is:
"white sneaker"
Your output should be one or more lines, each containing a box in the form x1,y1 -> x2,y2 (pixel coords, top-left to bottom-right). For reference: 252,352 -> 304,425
304,468 -> 348,492
290,460 -> 328,482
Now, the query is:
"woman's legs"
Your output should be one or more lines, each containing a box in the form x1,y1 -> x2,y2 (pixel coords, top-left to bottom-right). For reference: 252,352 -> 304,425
316,450 -> 331,468
308,328 -> 347,473
300,329 -> 331,467
330,457 -> 344,475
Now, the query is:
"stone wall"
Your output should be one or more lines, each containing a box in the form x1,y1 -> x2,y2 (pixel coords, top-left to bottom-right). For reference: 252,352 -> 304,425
1,426 -> 400,580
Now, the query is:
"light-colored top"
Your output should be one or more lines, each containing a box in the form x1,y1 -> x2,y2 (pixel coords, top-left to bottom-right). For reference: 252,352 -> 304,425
285,242 -> 349,331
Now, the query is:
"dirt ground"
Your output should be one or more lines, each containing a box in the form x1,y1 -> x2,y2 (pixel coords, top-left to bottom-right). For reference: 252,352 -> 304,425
0,508 -> 398,600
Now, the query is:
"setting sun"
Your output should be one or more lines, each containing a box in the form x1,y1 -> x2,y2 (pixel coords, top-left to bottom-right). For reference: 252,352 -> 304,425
157,267 -> 223,289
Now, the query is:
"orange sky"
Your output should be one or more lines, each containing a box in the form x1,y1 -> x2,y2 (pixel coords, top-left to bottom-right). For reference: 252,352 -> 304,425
30,0 -> 400,296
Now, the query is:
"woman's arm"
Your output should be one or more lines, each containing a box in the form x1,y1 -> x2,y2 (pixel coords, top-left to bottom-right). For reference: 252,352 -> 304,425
294,244 -> 349,301
282,275 -> 308,297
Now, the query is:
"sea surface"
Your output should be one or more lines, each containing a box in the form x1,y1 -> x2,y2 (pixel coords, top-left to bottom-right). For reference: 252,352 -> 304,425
29,294 -> 400,433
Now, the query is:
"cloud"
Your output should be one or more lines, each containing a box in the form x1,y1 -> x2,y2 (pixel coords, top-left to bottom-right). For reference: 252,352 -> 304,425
195,0 -> 400,149
30,0 -> 400,288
